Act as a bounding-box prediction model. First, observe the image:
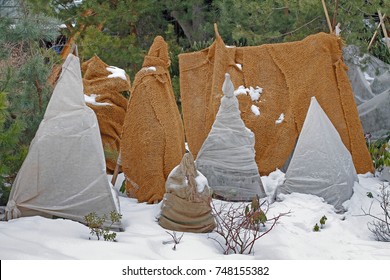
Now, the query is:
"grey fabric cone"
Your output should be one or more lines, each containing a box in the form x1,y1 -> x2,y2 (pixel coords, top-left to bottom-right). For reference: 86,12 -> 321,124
278,97 -> 358,211
5,54 -> 121,229
196,73 -> 266,201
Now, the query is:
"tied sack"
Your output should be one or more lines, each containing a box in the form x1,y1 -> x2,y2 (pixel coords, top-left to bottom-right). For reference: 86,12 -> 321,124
159,152 -> 216,233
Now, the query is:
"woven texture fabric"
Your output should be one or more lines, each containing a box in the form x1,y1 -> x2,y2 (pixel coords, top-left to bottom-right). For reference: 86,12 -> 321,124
159,152 -> 215,233
179,32 -> 373,175
196,73 -> 266,201
82,55 -> 130,173
121,36 -> 185,203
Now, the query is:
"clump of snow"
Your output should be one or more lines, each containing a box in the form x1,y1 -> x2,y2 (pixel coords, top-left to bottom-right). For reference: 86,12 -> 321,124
335,25 -> 341,36
261,169 -> 285,198
275,113 -> 285,124
234,85 -> 247,96
225,45 -> 236,48
235,63 -> 242,71
364,72 -> 374,82
145,66 -> 157,71
195,172 -> 209,193
233,85 -> 262,101
106,66 -> 127,81
84,94 -> 111,106
248,86 -> 262,101
251,105 -> 260,116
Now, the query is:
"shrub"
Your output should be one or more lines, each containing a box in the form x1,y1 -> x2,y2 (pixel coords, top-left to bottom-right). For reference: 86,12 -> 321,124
362,183 -> 390,242
84,211 -> 122,242
210,196 -> 289,255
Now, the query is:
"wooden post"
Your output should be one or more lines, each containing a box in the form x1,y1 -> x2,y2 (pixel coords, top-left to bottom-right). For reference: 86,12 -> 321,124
332,0 -> 339,30
321,0 -> 333,33
368,18 -> 384,51
111,151 -> 122,186
378,10 -> 390,50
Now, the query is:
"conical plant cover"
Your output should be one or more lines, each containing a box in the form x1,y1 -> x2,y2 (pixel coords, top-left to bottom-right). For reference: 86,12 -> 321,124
278,97 -> 358,211
196,73 -> 266,201
159,152 -> 215,233
82,55 -> 131,173
121,36 -> 185,203
5,54 -> 121,229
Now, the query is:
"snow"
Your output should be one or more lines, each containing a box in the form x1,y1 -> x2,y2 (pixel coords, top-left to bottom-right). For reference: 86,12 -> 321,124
235,63 -> 242,71
275,113 -> 284,124
143,66 -> 157,71
233,85 -> 262,101
234,85 -> 247,96
195,172 -> 208,193
335,25 -> 341,36
106,66 -> 127,81
1,172 -> 390,260
251,105 -> 260,116
364,72 -> 374,82
84,94 -> 111,106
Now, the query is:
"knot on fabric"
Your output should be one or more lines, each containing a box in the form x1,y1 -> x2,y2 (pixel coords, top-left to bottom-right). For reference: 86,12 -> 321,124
5,200 -> 21,221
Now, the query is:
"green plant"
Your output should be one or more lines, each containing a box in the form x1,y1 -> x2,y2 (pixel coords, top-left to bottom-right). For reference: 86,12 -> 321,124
320,215 -> 327,229
366,132 -> 390,170
245,196 -> 268,228
84,211 -> 122,242
0,90 -> 27,206
313,223 -> 320,232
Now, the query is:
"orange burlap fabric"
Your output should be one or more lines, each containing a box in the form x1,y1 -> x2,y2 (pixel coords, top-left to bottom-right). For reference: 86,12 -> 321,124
159,152 -> 215,233
82,55 -> 131,173
179,32 -> 373,175
121,36 -> 186,203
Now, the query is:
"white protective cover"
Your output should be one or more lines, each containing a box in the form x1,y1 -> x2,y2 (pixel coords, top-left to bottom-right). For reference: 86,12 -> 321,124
278,97 -> 358,211
196,73 -> 266,201
5,54 -> 121,229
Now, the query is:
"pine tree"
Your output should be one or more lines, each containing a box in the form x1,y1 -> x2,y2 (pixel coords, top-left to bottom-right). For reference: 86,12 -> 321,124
0,0 -> 61,204
0,90 -> 26,206
0,0 -> 61,145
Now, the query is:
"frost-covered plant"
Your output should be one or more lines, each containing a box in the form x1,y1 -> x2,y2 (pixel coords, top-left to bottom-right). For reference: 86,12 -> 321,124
210,196 -> 289,255
363,183 -> 390,242
84,211 -> 122,242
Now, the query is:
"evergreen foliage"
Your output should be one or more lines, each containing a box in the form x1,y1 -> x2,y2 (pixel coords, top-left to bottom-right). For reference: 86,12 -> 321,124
0,90 -> 26,206
0,0 -> 61,204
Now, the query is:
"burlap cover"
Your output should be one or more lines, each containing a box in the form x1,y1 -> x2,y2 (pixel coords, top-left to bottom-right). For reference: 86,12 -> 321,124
82,55 -> 131,173
121,36 -> 185,203
159,152 -> 215,233
179,32 -> 373,175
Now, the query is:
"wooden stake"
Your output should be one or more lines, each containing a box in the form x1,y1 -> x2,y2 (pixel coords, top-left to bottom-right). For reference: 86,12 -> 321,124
378,10 -> 390,50
332,0 -> 339,30
368,19 -> 384,51
321,0 -> 333,33
111,151 -> 122,186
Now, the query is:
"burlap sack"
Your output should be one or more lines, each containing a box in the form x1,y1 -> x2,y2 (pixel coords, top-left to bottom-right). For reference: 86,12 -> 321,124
121,36 -> 185,203
82,55 -> 131,173
159,152 -> 215,233
179,32 -> 373,175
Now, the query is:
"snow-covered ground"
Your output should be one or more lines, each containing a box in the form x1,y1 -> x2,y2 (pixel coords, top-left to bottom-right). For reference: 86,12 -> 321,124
1,171 -> 389,260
